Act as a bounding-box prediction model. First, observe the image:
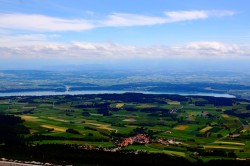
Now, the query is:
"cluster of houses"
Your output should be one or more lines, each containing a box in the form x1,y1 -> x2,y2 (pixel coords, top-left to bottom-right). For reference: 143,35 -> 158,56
235,158 -> 250,161
169,109 -> 178,114
118,134 -> 181,147
118,134 -> 150,147
153,138 -> 182,145
228,133 -> 240,138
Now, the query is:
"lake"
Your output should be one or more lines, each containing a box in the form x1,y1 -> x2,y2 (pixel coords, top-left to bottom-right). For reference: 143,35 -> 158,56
0,90 -> 236,98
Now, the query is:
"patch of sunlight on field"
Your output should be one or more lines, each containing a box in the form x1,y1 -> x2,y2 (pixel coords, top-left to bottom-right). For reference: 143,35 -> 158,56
20,115 -> 40,121
204,145 -> 243,150
214,141 -> 245,146
113,114 -> 138,117
115,103 -> 124,108
123,118 -> 137,122
168,101 -> 180,105
126,125 -> 137,128
90,113 -> 102,116
200,126 -> 213,132
86,122 -> 116,131
221,114 -> 229,118
136,104 -> 154,108
241,129 -> 248,133
47,117 -> 69,122
30,129 -> 38,134
41,124 -> 67,132
173,125 -> 189,130
163,150 -> 186,157
146,144 -> 185,157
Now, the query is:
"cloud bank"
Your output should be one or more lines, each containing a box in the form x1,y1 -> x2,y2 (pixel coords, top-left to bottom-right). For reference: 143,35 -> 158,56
0,40 -> 249,60
0,10 -> 235,31
0,10 -> 245,60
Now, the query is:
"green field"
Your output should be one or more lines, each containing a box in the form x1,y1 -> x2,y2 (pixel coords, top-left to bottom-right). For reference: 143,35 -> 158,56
1,93 -> 250,163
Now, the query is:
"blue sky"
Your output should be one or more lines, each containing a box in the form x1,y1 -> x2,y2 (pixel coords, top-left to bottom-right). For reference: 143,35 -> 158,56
0,0 -> 250,68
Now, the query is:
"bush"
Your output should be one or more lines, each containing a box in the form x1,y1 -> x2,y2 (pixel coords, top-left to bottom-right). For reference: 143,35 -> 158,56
82,112 -> 90,116
88,133 -> 93,136
228,152 -> 237,158
66,128 -> 80,135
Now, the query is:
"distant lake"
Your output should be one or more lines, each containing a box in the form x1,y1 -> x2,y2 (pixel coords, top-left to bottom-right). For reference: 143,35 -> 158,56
0,90 -> 236,98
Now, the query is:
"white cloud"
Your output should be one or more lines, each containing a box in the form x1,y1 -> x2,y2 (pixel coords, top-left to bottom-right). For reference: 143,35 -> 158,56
207,10 -> 235,17
184,41 -> 244,56
164,10 -> 208,22
0,34 -> 47,43
164,10 -> 235,22
0,41 -> 249,60
0,10 -> 235,32
186,41 -> 236,51
0,13 -> 94,31
0,34 -> 61,46
103,13 -> 166,26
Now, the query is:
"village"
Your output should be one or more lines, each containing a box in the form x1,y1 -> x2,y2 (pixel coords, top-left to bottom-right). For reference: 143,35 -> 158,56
118,133 -> 182,147
78,133 -> 182,153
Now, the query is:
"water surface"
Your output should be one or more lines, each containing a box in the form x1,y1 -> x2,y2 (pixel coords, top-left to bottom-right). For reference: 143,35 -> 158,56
0,90 -> 236,98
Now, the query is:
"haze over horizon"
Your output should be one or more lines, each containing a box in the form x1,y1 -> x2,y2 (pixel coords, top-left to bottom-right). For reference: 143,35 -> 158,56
0,0 -> 250,70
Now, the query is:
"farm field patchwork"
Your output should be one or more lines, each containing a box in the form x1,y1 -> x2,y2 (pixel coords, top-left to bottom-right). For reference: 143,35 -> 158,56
0,93 -> 250,163
173,125 -> 189,130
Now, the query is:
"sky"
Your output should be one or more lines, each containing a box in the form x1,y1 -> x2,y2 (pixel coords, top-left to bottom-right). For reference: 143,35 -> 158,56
0,0 -> 250,69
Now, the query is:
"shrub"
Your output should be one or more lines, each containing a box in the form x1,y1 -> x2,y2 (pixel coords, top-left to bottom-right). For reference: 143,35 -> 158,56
66,128 -> 80,135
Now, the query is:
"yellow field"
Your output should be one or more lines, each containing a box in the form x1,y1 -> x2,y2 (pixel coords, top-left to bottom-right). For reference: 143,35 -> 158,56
21,115 -> 38,119
200,126 -> 213,132
168,101 -> 180,105
115,103 -> 124,108
47,117 -> 69,122
114,114 -> 138,117
86,122 -> 116,131
221,114 -> 229,118
20,115 -> 40,121
214,141 -> 245,146
90,113 -> 102,116
173,125 -> 189,130
241,129 -> 247,133
204,145 -> 243,150
29,129 -> 38,134
41,124 -> 67,132
136,104 -> 154,108
163,150 -> 186,157
126,125 -> 137,128
123,118 -> 137,122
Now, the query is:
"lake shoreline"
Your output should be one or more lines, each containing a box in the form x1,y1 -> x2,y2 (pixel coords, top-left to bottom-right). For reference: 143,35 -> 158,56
0,90 -> 236,98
